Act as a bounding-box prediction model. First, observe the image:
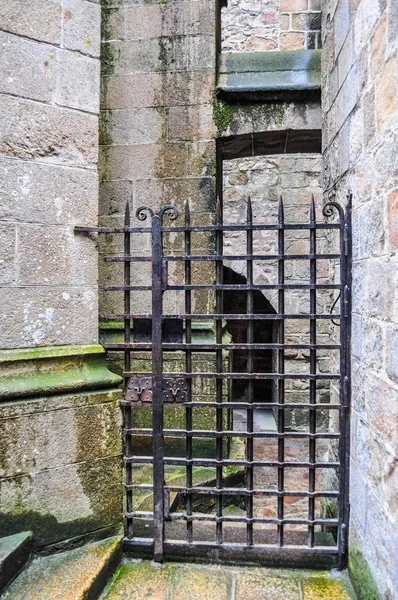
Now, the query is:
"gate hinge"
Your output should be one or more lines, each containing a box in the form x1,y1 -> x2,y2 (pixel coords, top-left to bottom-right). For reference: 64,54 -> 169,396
343,285 -> 350,317
344,223 -> 349,256
342,376 -> 349,407
339,523 -> 348,555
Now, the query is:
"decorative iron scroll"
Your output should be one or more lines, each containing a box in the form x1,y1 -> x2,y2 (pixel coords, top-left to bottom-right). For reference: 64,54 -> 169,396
126,376 -> 188,404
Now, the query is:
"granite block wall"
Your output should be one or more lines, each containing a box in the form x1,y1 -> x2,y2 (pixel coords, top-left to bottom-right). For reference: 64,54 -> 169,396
0,0 -> 101,349
221,0 -> 322,52
99,0 -> 217,320
322,0 -> 398,597
0,1 -> 123,549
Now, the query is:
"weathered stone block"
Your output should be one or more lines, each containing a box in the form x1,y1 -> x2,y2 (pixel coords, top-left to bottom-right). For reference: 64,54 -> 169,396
102,107 -> 164,146
375,56 -> 397,133
123,2 -> 214,40
174,36 -> 215,71
167,105 -> 215,141
280,32 -> 305,50
101,71 -> 214,110
55,50 -> 100,114
280,0 -> 308,10
99,145 -> 158,182
17,225 -> 97,287
0,159 -> 98,226
0,456 -> 121,548
370,12 -> 386,77
0,287 -> 98,349
0,0 -> 61,45
0,96 -> 98,166
387,189 -> 398,248
0,224 -> 15,285
0,32 -> 54,103
63,0 -> 101,58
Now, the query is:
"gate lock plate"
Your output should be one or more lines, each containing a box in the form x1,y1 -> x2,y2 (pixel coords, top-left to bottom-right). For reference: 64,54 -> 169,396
125,376 -> 188,404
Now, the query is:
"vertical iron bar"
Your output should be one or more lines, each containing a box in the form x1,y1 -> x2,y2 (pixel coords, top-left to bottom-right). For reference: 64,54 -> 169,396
185,201 -> 193,544
338,194 -> 352,569
308,197 -> 317,548
152,212 -> 165,562
124,203 -> 133,540
215,198 -> 224,544
277,196 -> 285,547
246,198 -> 254,546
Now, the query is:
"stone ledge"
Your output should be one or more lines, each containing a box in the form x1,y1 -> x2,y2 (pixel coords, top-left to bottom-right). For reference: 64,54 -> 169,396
0,344 -> 122,400
218,50 -> 321,102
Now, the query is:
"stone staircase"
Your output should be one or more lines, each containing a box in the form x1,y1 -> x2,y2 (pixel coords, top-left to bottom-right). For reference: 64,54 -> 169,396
0,534 -> 357,599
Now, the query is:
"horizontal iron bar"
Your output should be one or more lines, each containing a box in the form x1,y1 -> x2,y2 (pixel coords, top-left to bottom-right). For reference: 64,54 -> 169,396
126,511 -> 338,527
119,369 -> 340,380
123,538 -> 339,555
106,253 -> 341,262
108,343 -> 340,350
125,456 -> 340,469
103,286 -> 152,291
125,484 -> 340,498
75,223 -> 342,234
104,313 -> 341,321
120,399 -> 341,410
103,284 -> 341,291
104,256 -> 152,262
124,428 -> 340,439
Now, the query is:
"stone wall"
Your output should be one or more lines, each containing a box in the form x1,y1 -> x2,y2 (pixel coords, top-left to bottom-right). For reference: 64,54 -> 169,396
0,2 -> 123,550
221,0 -> 322,52
322,0 -> 398,597
0,0 -> 101,349
100,0 -> 217,320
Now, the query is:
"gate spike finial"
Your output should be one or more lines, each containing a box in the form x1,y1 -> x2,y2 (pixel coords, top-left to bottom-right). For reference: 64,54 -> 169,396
185,199 -> 191,226
278,195 -> 284,224
247,196 -> 253,224
124,201 -> 131,226
216,196 -> 222,226
310,195 -> 316,223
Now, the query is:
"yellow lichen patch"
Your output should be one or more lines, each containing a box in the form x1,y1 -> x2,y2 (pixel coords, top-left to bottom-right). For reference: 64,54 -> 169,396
302,578 -> 352,599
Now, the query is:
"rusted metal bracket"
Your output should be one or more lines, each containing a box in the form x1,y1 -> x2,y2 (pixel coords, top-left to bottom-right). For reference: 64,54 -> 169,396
125,375 -> 188,404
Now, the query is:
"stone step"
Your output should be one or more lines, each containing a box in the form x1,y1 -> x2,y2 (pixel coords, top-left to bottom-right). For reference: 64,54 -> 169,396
2,536 -> 122,600
101,561 -> 355,600
0,531 -> 33,594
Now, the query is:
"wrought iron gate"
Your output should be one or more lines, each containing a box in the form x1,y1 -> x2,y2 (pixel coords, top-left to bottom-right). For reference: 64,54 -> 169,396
76,194 -> 351,569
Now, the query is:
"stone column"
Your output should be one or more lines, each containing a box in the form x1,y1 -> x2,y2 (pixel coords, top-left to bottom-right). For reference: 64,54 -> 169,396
0,1 -> 122,550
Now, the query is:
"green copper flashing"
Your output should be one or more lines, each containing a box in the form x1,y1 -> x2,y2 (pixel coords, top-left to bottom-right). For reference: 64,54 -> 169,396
0,344 -> 122,400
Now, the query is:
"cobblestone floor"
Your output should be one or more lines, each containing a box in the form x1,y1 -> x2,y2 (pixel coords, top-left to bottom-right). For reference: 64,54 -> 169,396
101,561 -> 356,600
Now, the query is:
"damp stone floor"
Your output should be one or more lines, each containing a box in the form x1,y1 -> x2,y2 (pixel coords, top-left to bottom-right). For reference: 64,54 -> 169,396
100,561 -> 356,600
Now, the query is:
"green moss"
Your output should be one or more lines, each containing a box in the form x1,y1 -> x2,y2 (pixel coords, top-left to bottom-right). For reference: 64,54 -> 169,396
349,548 -> 381,600
212,92 -> 238,136
101,41 -> 119,78
99,110 -> 113,147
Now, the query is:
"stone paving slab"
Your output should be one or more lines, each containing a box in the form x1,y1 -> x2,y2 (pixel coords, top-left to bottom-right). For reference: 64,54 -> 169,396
3,536 -> 122,600
103,561 -> 355,600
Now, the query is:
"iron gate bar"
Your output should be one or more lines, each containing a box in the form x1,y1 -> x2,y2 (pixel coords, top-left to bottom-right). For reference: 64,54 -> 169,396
246,198 -> 254,546
308,198 -> 316,548
184,201 -> 193,544
105,254 -> 342,261
74,195 -> 351,568
126,458 -> 340,468
121,402 -> 341,410
104,313 -> 342,320
102,284 -> 342,290
277,197 -> 285,547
